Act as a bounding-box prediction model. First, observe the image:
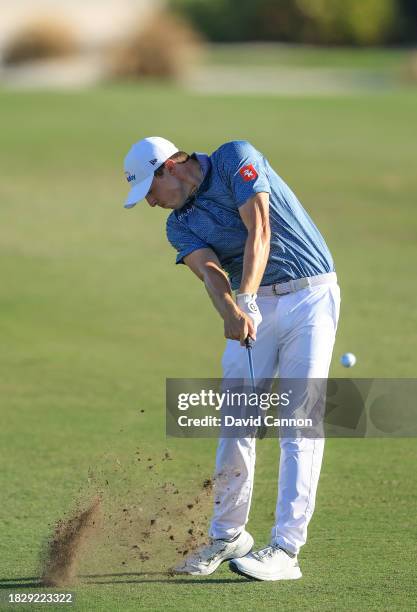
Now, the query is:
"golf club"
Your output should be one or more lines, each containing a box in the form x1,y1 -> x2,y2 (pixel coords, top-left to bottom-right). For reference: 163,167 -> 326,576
245,337 -> 267,439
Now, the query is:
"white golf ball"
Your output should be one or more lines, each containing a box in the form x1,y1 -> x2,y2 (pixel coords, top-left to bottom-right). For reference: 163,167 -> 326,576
340,352 -> 356,368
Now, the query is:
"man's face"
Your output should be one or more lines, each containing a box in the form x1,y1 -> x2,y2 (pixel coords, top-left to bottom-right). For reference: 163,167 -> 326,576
145,166 -> 192,210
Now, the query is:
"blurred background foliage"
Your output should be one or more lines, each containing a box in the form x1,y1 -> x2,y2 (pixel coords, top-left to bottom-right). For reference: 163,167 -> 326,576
109,10 -> 204,80
169,0 -> 417,45
1,0 -> 417,86
2,17 -> 78,65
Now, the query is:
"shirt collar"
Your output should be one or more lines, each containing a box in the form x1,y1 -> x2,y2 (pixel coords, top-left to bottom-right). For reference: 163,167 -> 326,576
191,152 -> 211,183
177,152 -> 211,212
191,152 -> 211,198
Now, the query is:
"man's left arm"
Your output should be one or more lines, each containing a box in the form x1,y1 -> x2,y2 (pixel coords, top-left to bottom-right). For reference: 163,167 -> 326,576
238,191 -> 271,295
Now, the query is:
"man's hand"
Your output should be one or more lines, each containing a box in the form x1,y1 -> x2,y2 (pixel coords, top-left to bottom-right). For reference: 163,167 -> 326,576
223,304 -> 257,346
236,293 -> 262,341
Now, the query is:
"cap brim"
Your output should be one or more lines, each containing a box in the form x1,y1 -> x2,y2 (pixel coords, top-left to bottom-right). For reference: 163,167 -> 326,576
124,174 -> 154,209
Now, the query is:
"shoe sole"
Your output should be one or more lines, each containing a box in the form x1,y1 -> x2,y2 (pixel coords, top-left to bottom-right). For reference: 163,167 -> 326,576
229,560 -> 302,582
184,555 -> 234,576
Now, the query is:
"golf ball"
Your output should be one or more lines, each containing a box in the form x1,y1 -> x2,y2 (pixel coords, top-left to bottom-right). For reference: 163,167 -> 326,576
340,352 -> 356,368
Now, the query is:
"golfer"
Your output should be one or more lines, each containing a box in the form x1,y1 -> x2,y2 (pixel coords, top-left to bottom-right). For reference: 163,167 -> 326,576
122,137 -> 340,581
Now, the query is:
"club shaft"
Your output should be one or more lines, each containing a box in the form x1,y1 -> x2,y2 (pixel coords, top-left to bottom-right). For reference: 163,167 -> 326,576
245,338 -> 267,439
246,345 -> 256,391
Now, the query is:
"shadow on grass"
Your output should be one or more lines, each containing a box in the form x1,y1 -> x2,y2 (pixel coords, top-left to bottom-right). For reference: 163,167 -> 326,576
0,578 -> 42,589
82,571 -> 247,585
0,572 -> 248,588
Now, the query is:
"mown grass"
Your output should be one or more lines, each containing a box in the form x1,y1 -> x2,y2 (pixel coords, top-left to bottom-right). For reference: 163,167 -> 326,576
206,43 -> 412,71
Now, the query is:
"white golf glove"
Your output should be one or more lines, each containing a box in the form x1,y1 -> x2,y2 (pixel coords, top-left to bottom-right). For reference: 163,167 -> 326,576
236,293 -> 262,334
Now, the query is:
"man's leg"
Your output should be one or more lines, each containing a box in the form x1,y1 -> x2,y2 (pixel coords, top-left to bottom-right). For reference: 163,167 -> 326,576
230,283 -> 340,581
175,297 -> 281,575
210,296 -> 280,540
271,283 -> 341,554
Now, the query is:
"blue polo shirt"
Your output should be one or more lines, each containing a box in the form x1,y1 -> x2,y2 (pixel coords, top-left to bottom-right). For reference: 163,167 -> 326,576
166,140 -> 334,290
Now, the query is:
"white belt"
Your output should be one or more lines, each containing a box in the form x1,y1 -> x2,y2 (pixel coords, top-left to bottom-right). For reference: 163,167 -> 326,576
256,272 -> 337,297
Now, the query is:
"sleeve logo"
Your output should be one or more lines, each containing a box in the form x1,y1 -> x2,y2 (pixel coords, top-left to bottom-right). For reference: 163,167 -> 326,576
239,164 -> 258,182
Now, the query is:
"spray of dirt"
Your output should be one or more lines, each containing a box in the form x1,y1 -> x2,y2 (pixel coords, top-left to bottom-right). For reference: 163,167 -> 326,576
82,455 -> 215,578
41,496 -> 102,587
40,451 -> 238,585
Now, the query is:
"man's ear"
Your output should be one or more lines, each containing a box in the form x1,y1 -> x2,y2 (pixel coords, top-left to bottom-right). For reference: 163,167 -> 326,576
165,159 -> 177,175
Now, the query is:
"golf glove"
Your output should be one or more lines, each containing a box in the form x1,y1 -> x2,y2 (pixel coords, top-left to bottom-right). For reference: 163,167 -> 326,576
236,293 -> 262,333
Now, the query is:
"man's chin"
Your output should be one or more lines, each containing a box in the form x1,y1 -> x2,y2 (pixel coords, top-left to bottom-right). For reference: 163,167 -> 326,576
159,203 -> 176,210
170,201 -> 188,210
159,200 -> 187,210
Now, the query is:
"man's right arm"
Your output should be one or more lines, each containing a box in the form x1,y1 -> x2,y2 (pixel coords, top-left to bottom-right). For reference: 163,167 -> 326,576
183,248 -> 256,345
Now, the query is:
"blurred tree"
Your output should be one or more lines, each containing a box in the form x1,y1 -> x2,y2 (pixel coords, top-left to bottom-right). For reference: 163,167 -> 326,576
3,18 -> 77,65
110,10 -> 204,80
297,0 -> 397,44
250,0 -> 310,42
170,0 -> 415,44
347,0 -> 397,44
396,0 -> 417,42
169,0 -> 251,41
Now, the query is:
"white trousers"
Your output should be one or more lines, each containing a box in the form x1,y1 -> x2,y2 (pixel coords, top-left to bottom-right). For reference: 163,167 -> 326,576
209,281 -> 341,555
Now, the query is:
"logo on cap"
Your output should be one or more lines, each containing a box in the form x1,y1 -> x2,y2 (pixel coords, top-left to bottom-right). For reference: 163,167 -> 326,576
149,158 -> 158,166
125,171 -> 136,183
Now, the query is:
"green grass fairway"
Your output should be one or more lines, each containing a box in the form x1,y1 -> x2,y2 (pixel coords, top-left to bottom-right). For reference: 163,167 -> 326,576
207,43 -> 410,70
1,83 -> 417,611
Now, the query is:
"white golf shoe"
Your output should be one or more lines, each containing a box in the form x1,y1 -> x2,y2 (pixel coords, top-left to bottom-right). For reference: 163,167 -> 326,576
173,530 -> 254,576
229,545 -> 302,581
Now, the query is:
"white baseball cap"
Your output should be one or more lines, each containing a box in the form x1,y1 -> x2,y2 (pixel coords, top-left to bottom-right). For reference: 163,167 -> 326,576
123,136 -> 179,208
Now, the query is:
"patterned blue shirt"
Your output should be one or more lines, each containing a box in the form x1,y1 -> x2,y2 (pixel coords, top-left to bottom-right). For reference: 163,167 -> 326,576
166,141 -> 334,290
